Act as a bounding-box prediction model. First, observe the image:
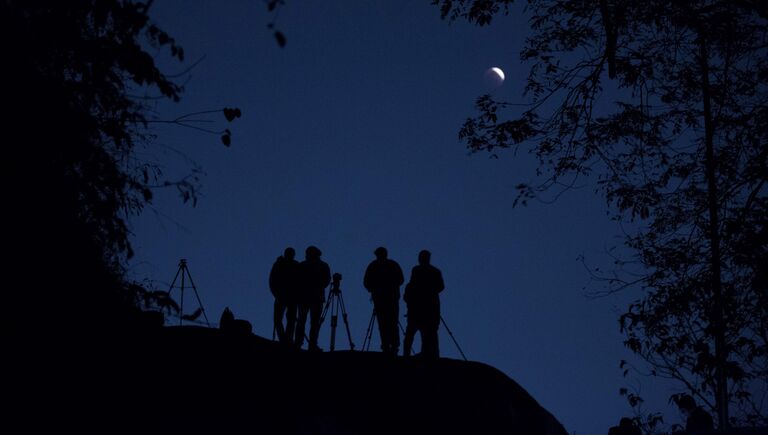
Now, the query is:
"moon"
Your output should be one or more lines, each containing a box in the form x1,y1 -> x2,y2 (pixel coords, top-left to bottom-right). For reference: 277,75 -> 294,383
484,67 -> 505,88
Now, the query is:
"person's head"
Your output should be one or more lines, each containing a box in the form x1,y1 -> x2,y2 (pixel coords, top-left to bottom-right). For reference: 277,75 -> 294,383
284,247 -> 295,260
306,245 -> 321,260
374,246 -> 388,260
418,250 -> 431,266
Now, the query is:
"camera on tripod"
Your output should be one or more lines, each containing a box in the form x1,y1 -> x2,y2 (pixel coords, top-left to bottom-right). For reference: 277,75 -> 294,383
320,271 -> 355,351
330,272 -> 342,293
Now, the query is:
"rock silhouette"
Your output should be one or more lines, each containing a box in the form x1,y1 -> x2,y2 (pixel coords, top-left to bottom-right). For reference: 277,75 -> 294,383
9,326 -> 569,434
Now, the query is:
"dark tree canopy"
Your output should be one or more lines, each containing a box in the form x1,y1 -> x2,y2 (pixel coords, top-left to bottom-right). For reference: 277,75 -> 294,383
434,0 -> 768,429
1,1 -> 238,338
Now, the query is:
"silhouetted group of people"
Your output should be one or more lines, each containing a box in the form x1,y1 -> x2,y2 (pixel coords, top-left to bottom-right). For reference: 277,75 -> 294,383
269,246 -> 330,352
270,246 -> 444,357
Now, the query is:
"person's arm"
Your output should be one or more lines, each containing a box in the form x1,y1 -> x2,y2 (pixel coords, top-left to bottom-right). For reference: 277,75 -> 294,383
322,263 -> 331,288
395,262 -> 404,287
435,269 -> 445,294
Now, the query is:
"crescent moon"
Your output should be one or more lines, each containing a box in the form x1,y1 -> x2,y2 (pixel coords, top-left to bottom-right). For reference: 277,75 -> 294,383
484,67 -> 506,88
490,67 -> 505,81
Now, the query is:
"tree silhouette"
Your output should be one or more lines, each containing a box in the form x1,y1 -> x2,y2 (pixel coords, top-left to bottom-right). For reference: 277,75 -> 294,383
1,1 -> 243,338
433,0 -> 767,429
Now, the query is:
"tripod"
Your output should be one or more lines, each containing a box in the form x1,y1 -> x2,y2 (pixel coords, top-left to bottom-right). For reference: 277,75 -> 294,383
401,314 -> 468,360
361,308 -> 377,352
361,306 -> 406,352
370,307 -> 467,360
167,259 -> 211,327
319,273 -> 355,351
440,316 -> 467,361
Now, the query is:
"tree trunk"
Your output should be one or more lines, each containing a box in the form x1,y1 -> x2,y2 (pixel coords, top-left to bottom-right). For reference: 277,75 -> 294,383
699,32 -> 729,431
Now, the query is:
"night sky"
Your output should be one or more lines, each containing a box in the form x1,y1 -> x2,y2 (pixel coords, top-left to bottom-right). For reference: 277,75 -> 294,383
130,1 -> 680,433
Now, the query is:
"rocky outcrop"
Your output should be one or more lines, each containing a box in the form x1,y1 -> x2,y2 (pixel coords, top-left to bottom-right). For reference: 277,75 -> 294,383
9,326 -> 568,435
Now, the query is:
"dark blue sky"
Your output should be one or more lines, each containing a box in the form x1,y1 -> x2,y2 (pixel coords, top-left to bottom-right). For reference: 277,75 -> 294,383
130,1 -> 679,433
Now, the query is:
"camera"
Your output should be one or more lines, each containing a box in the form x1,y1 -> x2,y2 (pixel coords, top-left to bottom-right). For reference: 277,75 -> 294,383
331,272 -> 342,292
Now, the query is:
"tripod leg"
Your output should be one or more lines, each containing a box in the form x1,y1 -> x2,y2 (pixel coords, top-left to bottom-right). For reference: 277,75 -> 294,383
318,293 -> 336,351
362,309 -> 376,352
336,293 -> 355,350
166,263 -> 183,324
329,296 -> 338,352
361,312 -> 369,351
182,265 -> 211,327
166,264 -> 183,297
179,266 -> 185,326
319,294 -> 333,326
440,316 -> 467,361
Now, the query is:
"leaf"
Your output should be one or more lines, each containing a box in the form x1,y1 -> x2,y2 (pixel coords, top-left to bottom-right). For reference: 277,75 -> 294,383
224,108 -> 234,121
274,31 -> 286,47
223,107 -> 242,122
221,132 -> 231,147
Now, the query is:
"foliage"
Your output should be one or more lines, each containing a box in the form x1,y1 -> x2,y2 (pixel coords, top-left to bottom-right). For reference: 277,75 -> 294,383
434,0 -> 768,428
1,0 -> 243,335
619,383 -> 667,435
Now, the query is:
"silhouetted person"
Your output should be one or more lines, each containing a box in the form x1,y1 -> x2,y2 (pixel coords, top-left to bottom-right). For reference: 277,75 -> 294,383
363,247 -> 405,356
403,250 -> 444,359
269,247 -> 300,345
295,246 -> 331,351
608,418 -> 641,435
675,394 -> 714,435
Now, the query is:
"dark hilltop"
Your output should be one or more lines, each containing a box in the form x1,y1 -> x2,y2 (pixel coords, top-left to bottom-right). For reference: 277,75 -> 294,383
9,321 -> 568,435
